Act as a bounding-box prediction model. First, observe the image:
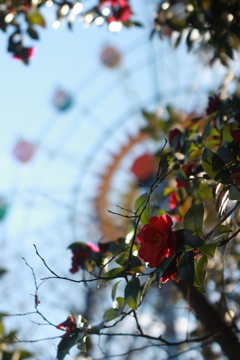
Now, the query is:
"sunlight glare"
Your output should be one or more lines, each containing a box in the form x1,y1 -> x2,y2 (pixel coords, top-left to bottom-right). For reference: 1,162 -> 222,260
45,0 -> 53,7
102,7 -> 111,16
94,16 -> 104,25
73,2 -> 83,14
84,13 -> 94,23
60,4 -> 69,16
162,2 -> 170,10
109,21 -> 122,32
126,231 -> 134,244
52,20 -> 61,29
5,13 -> 14,23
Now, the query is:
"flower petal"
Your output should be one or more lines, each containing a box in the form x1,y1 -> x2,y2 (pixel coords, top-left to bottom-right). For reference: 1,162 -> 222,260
149,215 -> 173,231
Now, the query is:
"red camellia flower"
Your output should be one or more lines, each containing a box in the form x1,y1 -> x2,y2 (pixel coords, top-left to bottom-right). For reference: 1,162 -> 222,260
137,215 -> 177,268
206,94 -> 221,115
13,47 -> 35,62
108,4 -> 131,22
176,164 -> 195,188
130,153 -> 155,182
69,242 -> 100,274
57,315 -> 77,341
99,0 -> 131,23
206,94 -> 221,124
231,128 -> 240,145
169,128 -> 183,150
160,256 -> 178,283
100,0 -> 129,8
160,249 -> 200,283
169,191 -> 177,209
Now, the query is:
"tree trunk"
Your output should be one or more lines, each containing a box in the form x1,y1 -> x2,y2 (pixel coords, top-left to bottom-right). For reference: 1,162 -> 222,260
176,281 -> 240,360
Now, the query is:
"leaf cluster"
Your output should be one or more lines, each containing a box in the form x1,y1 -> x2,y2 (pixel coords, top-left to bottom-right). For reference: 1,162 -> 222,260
153,0 -> 240,65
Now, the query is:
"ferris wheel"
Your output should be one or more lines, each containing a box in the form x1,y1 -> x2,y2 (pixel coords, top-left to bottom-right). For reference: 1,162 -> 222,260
0,2 -> 229,358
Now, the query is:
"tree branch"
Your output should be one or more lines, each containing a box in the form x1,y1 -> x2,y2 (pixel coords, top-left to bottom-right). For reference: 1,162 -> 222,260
175,281 -> 240,360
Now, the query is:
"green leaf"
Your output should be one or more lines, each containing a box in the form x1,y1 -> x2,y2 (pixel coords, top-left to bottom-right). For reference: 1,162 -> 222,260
154,209 -> 168,217
18,351 -> 33,360
184,202 -> 204,237
186,142 -> 202,160
156,257 -> 175,281
203,112 -> 219,134
174,33 -> 182,47
229,185 -> 240,200
223,122 -> 238,143
0,202 -> 8,221
104,297 -> 125,323
98,267 -> 125,285
103,308 -> 121,322
132,21 -> 143,27
176,229 -> 203,251
198,242 -> 219,257
212,225 -> 232,239
124,277 -> 141,310
140,273 -> 155,302
26,12 -> 46,27
77,334 -> 88,352
178,252 -> 194,284
176,167 -> 188,183
5,330 -> 17,342
57,330 -> 85,360
172,132 -> 183,152
116,252 -> 129,266
134,192 -> 151,224
206,127 -> 221,137
194,254 -> 208,291
115,297 -> 125,311
186,28 -> 194,51
163,187 -> 174,196
142,110 -> 159,123
68,242 -> 90,252
77,314 -> 87,327
205,139 -> 221,148
225,41 -> 234,59
88,320 -> 105,335
197,182 -> 212,200
0,269 -> 6,277
2,351 -> 13,360
27,27 -> 39,40
202,148 -> 230,184
111,281 -> 121,301
216,147 -> 236,163
116,253 -> 143,274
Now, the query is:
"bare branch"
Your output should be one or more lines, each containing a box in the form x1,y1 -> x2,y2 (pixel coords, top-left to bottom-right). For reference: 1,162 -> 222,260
93,343 -> 168,360
13,336 -> 61,343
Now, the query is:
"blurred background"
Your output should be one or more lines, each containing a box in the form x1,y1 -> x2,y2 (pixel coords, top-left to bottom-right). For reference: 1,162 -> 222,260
0,0 -> 235,359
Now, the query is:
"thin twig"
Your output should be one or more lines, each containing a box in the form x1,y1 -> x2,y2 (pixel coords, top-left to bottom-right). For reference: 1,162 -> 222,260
4,312 -> 37,317
107,210 -> 136,219
99,323 -> 236,346
93,343 -> 167,360
116,205 -> 135,214
14,336 -> 61,343
22,257 -> 57,328
133,310 -> 144,335
219,228 -> 240,247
